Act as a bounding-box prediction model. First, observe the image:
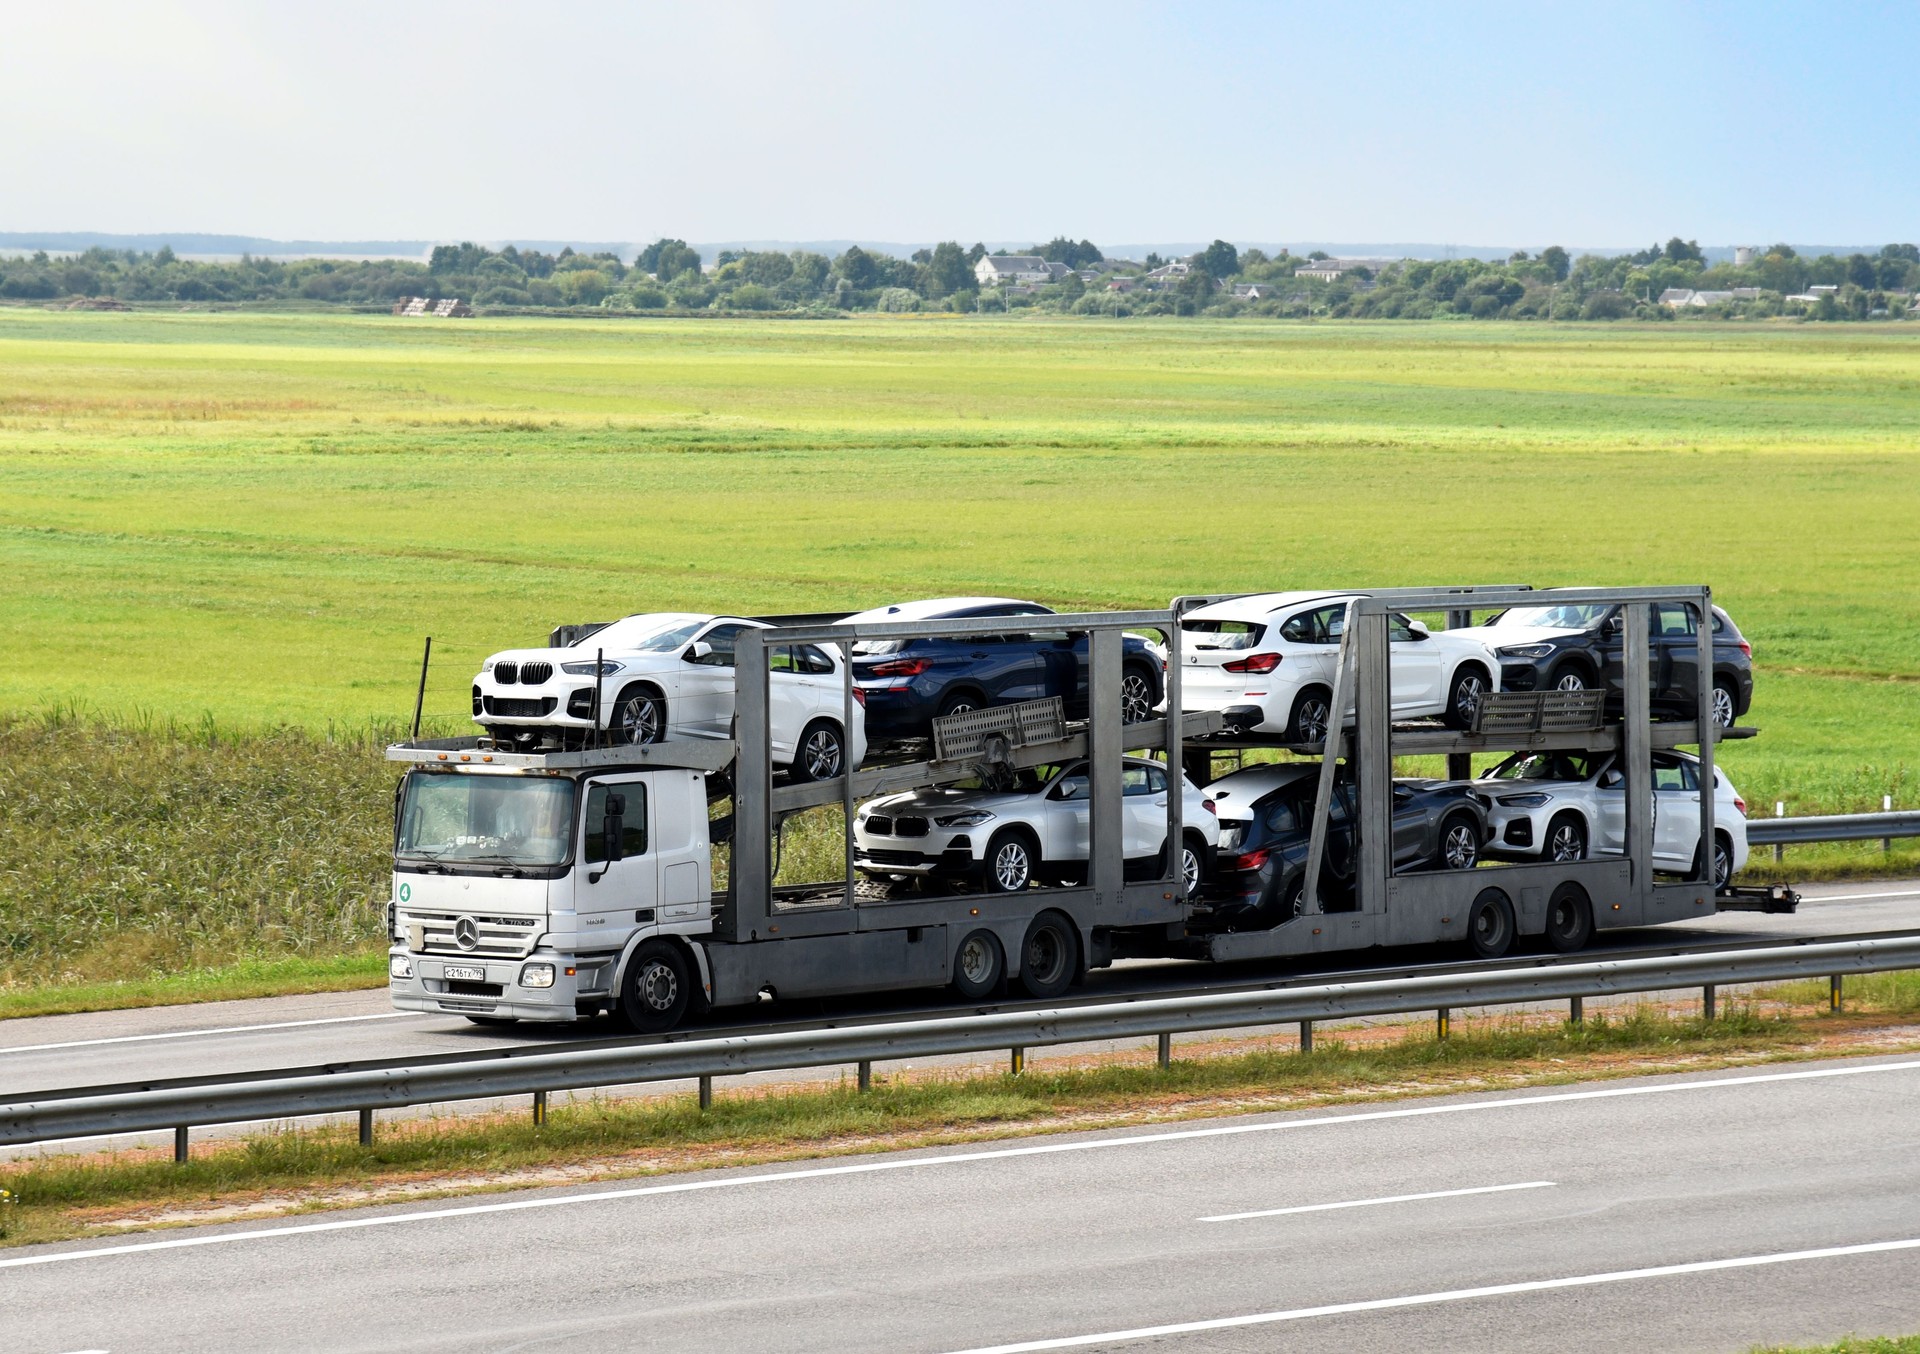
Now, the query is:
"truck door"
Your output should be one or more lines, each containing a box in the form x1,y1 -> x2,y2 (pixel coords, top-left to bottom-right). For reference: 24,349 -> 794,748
580,779 -> 658,929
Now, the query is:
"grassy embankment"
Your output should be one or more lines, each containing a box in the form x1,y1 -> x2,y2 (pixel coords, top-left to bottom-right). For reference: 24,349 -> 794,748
1,312 -> 1917,1002
4,975 -> 1920,1248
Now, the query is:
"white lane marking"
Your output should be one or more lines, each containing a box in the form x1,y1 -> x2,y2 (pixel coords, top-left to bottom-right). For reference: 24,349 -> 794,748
0,1012 -> 426,1057
939,1235 -> 1920,1353
1796,887 -> 1920,904
3,1056 -> 1917,1272
1200,1180 -> 1555,1223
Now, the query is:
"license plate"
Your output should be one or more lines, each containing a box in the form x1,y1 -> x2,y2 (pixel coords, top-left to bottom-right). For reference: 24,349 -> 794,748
443,964 -> 486,982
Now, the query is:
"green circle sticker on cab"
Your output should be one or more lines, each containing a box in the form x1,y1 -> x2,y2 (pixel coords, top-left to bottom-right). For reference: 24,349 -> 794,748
398,882 -> 411,902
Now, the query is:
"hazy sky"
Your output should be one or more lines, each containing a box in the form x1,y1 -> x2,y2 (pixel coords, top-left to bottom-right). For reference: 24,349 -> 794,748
4,0 -> 1915,248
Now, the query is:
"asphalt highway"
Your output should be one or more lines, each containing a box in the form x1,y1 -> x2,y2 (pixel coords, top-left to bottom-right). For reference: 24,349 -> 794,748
10,1050 -> 1920,1353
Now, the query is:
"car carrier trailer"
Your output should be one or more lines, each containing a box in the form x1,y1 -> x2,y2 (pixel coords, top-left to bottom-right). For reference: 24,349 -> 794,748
384,585 -> 1795,1033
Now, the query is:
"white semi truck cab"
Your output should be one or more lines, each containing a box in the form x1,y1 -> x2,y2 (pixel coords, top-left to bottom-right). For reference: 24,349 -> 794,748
388,741 -> 736,1028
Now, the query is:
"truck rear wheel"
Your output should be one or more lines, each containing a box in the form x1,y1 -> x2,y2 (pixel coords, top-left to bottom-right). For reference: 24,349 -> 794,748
951,929 -> 1005,1001
620,939 -> 690,1033
1018,911 -> 1079,1000
1466,888 -> 1516,959
1545,884 -> 1593,953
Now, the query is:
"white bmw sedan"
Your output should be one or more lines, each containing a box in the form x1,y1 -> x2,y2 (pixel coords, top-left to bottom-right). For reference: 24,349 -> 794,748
855,757 -> 1220,896
1176,592 -> 1501,742
473,612 -> 866,780
1476,748 -> 1749,887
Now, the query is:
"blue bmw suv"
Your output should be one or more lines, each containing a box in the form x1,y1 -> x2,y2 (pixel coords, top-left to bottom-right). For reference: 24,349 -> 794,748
846,597 -> 1166,741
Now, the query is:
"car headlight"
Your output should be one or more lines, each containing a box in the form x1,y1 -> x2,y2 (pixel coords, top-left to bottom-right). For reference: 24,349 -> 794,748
1496,792 -> 1553,807
561,660 -> 622,676
389,955 -> 413,979
520,962 -> 556,989
935,810 -> 995,828
1496,644 -> 1555,659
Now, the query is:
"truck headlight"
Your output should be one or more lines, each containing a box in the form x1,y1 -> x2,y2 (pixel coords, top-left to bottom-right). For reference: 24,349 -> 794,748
520,962 -> 556,989
389,955 -> 413,979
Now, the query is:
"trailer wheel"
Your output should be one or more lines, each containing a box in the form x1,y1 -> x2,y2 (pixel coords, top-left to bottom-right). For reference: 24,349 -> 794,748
1544,883 -> 1594,953
1286,687 -> 1333,744
1018,911 -> 1080,1000
951,929 -> 1006,1001
619,939 -> 690,1033
1466,888 -> 1516,959
982,828 -> 1038,893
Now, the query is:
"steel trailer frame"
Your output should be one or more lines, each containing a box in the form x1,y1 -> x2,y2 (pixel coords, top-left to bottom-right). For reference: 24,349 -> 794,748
1170,584 -> 1732,963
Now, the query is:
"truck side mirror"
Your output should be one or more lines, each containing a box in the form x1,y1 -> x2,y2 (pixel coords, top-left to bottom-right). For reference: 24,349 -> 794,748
603,793 -> 625,863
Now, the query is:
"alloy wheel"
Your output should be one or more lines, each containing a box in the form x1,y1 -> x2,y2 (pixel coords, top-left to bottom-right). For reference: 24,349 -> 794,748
1712,685 -> 1737,730
1120,672 -> 1153,723
1548,821 -> 1586,861
1296,699 -> 1330,744
993,841 -> 1032,891
1454,672 -> 1487,721
617,695 -> 661,745
1442,822 -> 1479,870
803,727 -> 843,779
1555,672 -> 1588,693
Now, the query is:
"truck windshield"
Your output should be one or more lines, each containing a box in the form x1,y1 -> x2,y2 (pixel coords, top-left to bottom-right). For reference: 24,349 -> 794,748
397,774 -> 577,867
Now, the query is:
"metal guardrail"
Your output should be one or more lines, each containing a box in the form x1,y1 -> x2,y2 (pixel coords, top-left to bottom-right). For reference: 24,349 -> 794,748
7,935 -> 1920,1155
1746,810 -> 1920,847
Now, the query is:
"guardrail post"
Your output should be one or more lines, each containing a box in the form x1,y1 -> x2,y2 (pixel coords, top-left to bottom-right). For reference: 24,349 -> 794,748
1569,996 -> 1584,1024
532,1090 -> 548,1127
1830,974 -> 1844,1013
1886,795 -> 1895,853
1774,803 -> 1785,863
1010,1047 -> 1026,1076
1298,1020 -> 1313,1054
857,1060 -> 872,1092
1157,1033 -> 1172,1069
698,1076 -> 713,1111
1436,1008 -> 1451,1041
1703,985 -> 1717,1021
358,1108 -> 373,1147
173,1126 -> 189,1164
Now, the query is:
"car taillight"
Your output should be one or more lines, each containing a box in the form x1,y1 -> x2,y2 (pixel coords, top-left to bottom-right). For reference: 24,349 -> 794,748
851,689 -> 867,707
1739,640 -> 1752,658
1222,652 -> 1282,674
1202,798 -> 1217,816
868,658 -> 929,677
1233,847 -> 1270,871
1734,795 -> 1747,816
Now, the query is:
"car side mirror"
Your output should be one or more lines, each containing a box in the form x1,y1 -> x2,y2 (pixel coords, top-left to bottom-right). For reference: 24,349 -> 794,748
602,793 -> 625,863
1407,620 -> 1430,639
687,641 -> 713,661
1603,615 -> 1623,636
1599,769 -> 1622,788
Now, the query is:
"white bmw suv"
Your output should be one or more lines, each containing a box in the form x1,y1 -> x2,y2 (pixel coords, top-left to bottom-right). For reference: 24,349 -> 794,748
855,757 -> 1220,896
473,612 -> 866,780
1176,592 -> 1501,742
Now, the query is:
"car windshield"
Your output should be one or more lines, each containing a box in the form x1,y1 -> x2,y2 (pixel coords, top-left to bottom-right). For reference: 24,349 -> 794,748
1484,752 -> 1597,782
1181,619 -> 1263,651
585,615 -> 708,653
397,774 -> 577,867
1494,604 -> 1610,631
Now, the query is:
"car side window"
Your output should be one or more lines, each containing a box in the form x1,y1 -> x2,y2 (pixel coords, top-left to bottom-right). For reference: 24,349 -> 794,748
1263,799 -> 1297,834
1146,766 -> 1168,794
582,783 -> 648,863
1121,765 -> 1153,797
1054,771 -> 1090,802
688,623 -> 749,667
767,646 -> 798,673
1281,605 -> 1345,645
1652,762 -> 1688,793
1387,613 -> 1417,643
795,644 -> 836,675
1655,605 -> 1697,638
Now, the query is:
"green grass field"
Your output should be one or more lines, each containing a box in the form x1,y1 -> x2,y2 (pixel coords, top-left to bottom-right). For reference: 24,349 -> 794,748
2,309 -> 1917,990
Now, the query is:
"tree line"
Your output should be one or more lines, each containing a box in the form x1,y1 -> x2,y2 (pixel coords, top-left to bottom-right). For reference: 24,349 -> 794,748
3,235 -> 1916,322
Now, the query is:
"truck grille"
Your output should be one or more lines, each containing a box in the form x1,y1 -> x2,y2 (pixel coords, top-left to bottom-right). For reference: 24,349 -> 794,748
518,661 -> 553,685
405,911 -> 541,958
493,661 -> 518,684
483,696 -> 557,718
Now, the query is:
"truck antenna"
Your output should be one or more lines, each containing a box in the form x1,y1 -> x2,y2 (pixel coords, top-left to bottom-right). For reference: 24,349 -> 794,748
411,636 -> 432,740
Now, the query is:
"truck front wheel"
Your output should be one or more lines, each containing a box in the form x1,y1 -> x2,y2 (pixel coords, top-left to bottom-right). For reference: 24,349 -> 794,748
620,939 -> 691,1033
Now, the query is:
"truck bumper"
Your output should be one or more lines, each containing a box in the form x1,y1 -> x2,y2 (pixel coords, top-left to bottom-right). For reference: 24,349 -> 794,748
388,945 -> 617,1023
